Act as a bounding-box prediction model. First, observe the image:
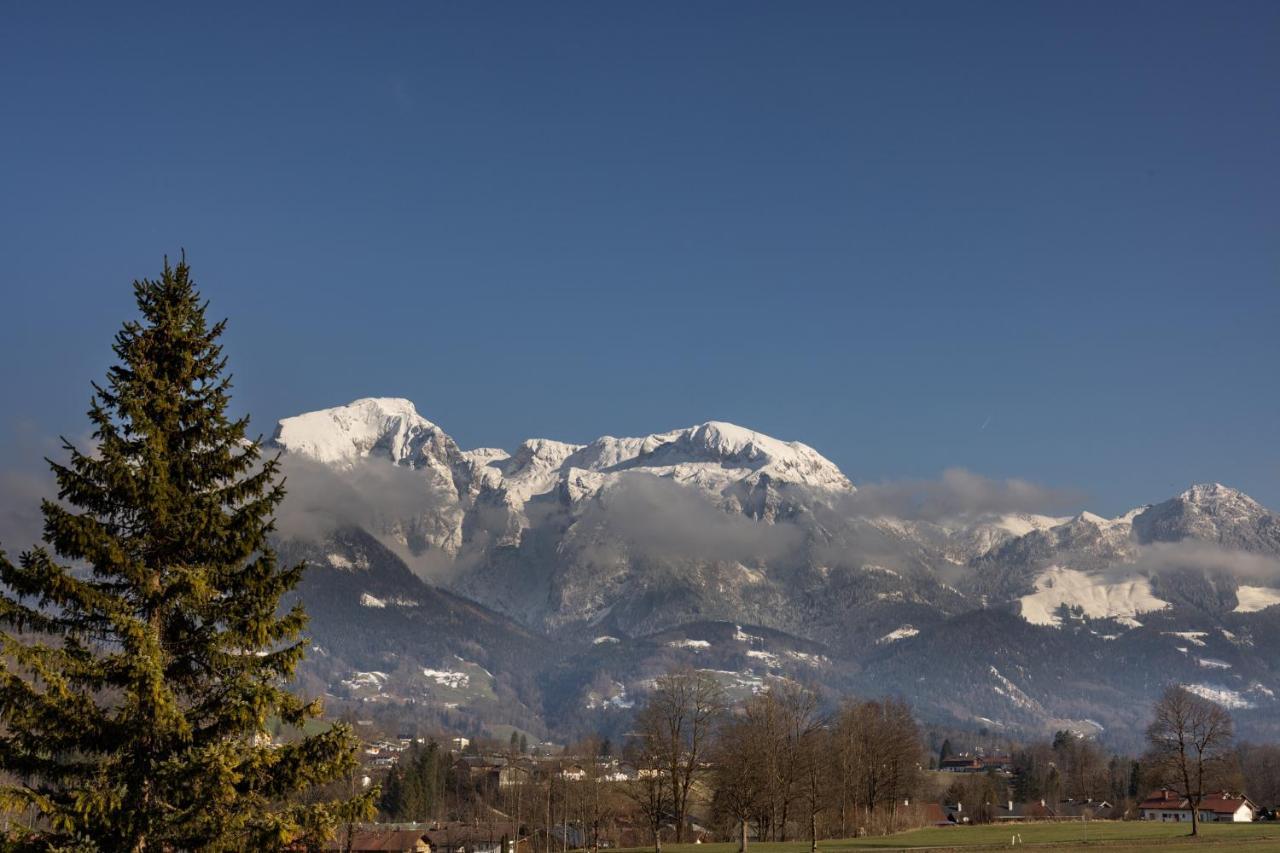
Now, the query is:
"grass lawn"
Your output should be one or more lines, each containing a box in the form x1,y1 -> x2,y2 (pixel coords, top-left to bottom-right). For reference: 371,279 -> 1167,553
618,822 -> 1280,851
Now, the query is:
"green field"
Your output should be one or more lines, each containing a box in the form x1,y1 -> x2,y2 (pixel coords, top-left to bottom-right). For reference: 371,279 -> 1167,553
620,822 -> 1280,851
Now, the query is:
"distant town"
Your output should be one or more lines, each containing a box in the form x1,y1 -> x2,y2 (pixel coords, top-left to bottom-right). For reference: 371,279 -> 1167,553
318,672 -> 1278,852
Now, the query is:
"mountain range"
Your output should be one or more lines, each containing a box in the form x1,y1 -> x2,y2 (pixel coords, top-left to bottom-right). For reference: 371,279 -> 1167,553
270,397 -> 1280,749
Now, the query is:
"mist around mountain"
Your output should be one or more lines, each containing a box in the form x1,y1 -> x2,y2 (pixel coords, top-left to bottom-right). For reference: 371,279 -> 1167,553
269,397 -> 1280,750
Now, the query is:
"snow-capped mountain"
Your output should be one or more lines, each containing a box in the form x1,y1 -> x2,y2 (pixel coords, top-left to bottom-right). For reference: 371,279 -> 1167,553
1134,483 -> 1280,551
274,397 -> 454,469
274,398 -> 852,505
271,398 -> 1280,748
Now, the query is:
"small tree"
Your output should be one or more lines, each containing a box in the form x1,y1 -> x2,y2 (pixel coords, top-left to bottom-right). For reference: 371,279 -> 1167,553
1145,685 -> 1234,836
623,737 -> 669,853
711,710 -> 768,852
0,257 -> 373,850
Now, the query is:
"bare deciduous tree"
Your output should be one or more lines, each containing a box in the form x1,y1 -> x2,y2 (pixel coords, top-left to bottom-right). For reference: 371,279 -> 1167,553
1145,685 -> 1235,837
830,697 -> 921,835
624,736 -> 671,853
1237,743 -> 1280,814
633,668 -> 727,843
712,712 -> 768,853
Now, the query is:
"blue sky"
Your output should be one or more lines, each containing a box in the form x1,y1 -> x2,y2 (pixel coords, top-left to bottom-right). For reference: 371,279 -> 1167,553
1,2 -> 1277,514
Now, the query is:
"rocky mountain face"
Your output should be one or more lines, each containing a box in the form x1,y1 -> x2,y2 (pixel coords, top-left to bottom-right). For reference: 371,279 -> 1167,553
270,398 -> 1280,749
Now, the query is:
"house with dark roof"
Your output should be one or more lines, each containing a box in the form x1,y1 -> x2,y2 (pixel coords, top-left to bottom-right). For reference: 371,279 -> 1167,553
323,828 -> 430,852
992,800 -> 1059,821
422,820 -> 525,853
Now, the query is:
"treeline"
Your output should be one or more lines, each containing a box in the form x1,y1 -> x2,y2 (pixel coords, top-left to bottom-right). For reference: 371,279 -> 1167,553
1010,730 -> 1138,807
374,676 -> 1280,849
627,671 -> 926,848
941,686 -> 1280,830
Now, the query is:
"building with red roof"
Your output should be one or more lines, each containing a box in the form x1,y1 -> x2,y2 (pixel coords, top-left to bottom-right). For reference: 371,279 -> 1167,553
1138,788 -> 1257,823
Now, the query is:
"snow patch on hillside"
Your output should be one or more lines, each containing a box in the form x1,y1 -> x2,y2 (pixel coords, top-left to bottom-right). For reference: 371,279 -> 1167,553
360,593 -> 386,609
423,668 -> 470,689
343,671 -> 388,689
877,625 -> 920,645
585,681 -> 634,711
1234,586 -> 1280,613
1183,683 -> 1253,709
785,650 -> 829,666
1019,566 -> 1169,627
990,666 -> 1043,713
1164,631 -> 1207,647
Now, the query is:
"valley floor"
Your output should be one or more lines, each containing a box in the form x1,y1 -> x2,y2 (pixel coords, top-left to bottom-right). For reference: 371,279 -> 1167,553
617,822 -> 1280,851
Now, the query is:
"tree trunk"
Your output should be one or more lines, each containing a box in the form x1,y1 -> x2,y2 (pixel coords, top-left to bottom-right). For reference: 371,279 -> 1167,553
739,817 -> 748,853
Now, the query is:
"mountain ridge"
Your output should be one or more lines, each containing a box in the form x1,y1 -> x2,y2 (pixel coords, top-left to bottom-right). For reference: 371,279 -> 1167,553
269,397 -> 1280,749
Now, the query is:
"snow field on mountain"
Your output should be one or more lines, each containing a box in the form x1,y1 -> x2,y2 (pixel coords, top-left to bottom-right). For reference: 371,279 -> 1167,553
1019,566 -> 1169,627
1234,585 -> 1280,613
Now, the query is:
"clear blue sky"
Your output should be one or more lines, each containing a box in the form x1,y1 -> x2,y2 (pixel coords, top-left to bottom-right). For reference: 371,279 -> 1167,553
2,2 -> 1277,514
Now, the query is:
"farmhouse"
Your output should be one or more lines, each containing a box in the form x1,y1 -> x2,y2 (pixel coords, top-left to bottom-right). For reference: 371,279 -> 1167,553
323,828 -> 430,852
450,755 -> 539,789
323,823 -> 528,853
939,753 -> 1011,774
1138,788 -> 1257,822
559,763 -> 587,781
421,821 -> 526,853
992,800 -> 1059,821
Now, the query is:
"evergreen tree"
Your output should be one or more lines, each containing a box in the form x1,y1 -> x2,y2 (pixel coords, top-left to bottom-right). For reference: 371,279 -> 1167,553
381,742 -> 446,822
0,258 -> 373,851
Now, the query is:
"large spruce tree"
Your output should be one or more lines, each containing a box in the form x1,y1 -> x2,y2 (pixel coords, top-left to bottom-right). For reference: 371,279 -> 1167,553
0,258 -> 372,850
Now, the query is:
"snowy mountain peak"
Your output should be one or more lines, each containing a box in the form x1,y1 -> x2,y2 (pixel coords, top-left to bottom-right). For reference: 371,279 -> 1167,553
991,512 -> 1071,537
687,421 -> 780,458
1066,510 -> 1134,530
1132,484 -> 1276,550
272,397 -> 448,468
1178,483 -> 1259,510
663,421 -> 854,491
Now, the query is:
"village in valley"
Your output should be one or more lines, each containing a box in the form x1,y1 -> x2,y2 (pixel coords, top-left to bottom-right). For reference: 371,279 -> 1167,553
320,676 -> 1280,852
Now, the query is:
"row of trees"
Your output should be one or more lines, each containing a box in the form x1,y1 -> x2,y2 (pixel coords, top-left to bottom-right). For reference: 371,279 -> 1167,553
623,674 -> 1272,845
371,679 -> 1277,847
1008,729 -> 1138,807
939,685 -> 1247,838
626,671 -> 925,851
